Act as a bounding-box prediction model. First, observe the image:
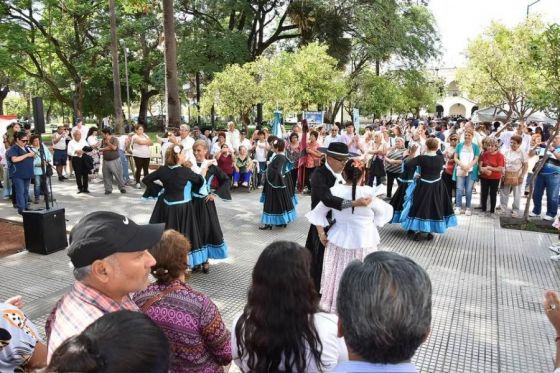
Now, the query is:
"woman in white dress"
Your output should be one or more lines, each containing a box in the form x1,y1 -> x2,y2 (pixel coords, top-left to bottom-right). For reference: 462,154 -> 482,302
305,159 -> 393,313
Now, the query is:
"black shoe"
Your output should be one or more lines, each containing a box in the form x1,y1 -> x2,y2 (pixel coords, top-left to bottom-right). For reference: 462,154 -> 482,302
202,262 -> 210,274
58,176 -> 64,182
427,233 -> 434,241
406,230 -> 415,237
259,224 -> 272,230
105,191 -> 112,195
413,232 -> 422,241
83,190 -> 90,193
281,224 -> 287,228
120,189 -> 126,194
77,190 -> 82,194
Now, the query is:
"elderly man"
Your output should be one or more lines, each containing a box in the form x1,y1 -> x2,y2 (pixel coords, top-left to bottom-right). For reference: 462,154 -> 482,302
100,128 -> 127,194
305,142 -> 372,292
45,211 -> 163,360
323,125 -> 342,148
177,124 -> 195,161
226,121 -> 240,151
333,251 -> 432,372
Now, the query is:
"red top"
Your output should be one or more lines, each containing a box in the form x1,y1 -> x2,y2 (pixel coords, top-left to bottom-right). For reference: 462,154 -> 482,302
217,154 -> 234,175
479,151 -> 505,180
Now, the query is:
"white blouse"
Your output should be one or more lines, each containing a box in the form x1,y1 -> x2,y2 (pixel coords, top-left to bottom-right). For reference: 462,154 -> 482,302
67,139 -> 88,157
231,312 -> 348,372
305,184 -> 393,249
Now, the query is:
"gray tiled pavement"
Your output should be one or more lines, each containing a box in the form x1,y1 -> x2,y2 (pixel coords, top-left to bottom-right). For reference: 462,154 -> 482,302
1,176 -> 559,372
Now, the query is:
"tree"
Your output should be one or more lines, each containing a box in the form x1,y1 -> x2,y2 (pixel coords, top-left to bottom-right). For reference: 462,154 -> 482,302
109,0 -> 125,133
457,19 -> 544,121
162,0 -> 181,127
352,72 -> 400,118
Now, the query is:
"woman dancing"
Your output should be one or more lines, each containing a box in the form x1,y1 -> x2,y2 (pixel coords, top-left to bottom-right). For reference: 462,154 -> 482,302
389,144 -> 418,224
259,139 -> 297,230
400,138 -> 457,241
190,140 -> 231,274
142,144 -> 207,256
305,159 -> 393,312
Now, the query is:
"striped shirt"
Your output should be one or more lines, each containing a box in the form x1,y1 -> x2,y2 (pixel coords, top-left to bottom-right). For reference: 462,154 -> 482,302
45,281 -> 139,361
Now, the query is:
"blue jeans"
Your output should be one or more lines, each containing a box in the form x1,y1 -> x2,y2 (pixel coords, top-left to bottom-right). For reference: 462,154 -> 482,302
233,171 -> 252,184
258,161 -> 267,186
13,177 -> 31,211
119,150 -> 130,183
456,174 -> 475,209
34,175 -> 45,199
532,172 -> 560,218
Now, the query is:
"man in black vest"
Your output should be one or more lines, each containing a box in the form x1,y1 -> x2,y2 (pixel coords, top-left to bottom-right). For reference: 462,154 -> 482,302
305,142 -> 372,293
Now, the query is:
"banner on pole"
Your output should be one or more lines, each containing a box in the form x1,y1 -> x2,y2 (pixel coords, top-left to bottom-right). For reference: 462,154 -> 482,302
303,111 -> 324,125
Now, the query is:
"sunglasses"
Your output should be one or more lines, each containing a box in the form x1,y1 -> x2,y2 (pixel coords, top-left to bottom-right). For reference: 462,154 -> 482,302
20,139 -> 29,143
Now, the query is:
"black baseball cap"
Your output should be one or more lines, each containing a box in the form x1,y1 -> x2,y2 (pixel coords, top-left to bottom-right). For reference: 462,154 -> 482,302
68,211 -> 165,268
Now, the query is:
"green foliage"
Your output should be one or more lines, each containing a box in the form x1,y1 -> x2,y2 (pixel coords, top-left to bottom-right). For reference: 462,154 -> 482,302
353,72 -> 400,117
3,95 -> 27,116
457,19 -> 544,119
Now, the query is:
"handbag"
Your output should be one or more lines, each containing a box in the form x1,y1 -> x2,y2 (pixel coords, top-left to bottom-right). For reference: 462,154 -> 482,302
503,170 -> 521,186
140,283 -> 184,312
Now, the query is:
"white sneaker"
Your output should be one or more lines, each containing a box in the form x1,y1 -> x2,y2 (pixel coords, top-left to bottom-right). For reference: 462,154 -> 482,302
135,183 -> 141,189
511,211 -> 519,218
454,207 -> 462,215
550,246 -> 560,255
233,182 -> 239,187
529,212 -> 539,217
550,254 -> 560,261
257,185 -> 263,189
465,209 -> 472,216
242,182 -> 249,187
544,215 -> 555,221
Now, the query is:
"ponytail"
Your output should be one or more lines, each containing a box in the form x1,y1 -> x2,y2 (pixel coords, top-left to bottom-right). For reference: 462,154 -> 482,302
343,159 -> 365,214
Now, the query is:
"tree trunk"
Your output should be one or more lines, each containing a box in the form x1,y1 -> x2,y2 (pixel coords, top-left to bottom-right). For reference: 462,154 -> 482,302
109,0 -> 124,134
0,85 -> 9,115
523,120 -> 560,221
138,89 -> 158,126
375,60 -> 381,76
195,71 -> 201,125
163,0 -> 181,128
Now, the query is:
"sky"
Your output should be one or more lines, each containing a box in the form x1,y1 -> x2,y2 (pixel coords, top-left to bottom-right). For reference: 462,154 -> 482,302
428,0 -> 560,68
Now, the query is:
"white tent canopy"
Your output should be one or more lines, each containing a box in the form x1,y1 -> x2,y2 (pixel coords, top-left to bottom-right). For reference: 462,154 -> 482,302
472,106 -> 556,124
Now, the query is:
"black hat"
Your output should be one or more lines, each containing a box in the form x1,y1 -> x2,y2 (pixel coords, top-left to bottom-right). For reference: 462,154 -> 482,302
318,142 -> 358,159
68,211 -> 164,268
192,126 -> 200,131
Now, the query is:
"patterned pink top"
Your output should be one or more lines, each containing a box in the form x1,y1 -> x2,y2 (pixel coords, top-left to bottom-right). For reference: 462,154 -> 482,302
133,280 -> 232,373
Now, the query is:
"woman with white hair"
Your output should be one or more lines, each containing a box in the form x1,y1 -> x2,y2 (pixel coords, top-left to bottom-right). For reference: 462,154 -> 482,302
384,137 -> 407,199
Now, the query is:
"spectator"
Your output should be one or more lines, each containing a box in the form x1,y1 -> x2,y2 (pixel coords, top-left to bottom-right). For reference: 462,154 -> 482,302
6,131 -> 34,214
453,130 -> 480,216
323,125 -> 342,148
30,135 -> 52,204
71,117 -> 89,141
542,290 -> 560,371
211,131 -> 229,156
100,128 -> 127,195
479,137 -> 505,214
238,129 -> 252,154
215,143 -> 234,178
500,135 -> 528,217
233,145 -> 253,188
86,127 -> 101,181
67,130 -> 90,194
366,132 -> 388,187
384,137 -> 406,199
286,132 -> 302,189
52,126 -> 69,181
529,134 -> 560,220
232,241 -> 348,372
254,130 -> 268,188
333,251 -> 431,372
442,134 -> 458,203
134,230 -> 231,372
48,310 -> 169,373
192,126 -> 207,143
0,295 -> 47,372
177,124 -> 195,161
226,121 -> 241,151
303,130 -> 323,194
45,211 -> 163,359
0,137 -> 6,191
131,124 -> 153,189
116,132 -> 132,184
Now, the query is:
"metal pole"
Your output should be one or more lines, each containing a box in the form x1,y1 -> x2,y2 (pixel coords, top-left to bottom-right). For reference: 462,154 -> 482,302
124,46 -> 131,122
527,0 -> 542,18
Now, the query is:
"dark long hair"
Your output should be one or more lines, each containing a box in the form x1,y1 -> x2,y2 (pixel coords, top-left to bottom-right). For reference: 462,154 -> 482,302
343,160 -> 365,214
235,241 -> 323,372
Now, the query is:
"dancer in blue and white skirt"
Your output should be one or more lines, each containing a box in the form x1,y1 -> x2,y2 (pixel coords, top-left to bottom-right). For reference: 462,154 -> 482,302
400,138 -> 457,241
259,138 -> 297,230
389,144 -> 418,224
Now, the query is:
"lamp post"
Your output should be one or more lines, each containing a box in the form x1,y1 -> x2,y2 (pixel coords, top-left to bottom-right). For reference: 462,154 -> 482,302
527,0 -> 542,18
123,45 -> 131,123
182,83 -> 190,123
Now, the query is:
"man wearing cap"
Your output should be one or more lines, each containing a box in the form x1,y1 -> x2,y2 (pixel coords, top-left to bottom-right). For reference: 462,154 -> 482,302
45,211 -> 163,360
305,142 -> 373,293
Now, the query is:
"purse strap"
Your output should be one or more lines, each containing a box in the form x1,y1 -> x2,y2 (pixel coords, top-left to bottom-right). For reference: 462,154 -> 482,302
141,283 -> 183,312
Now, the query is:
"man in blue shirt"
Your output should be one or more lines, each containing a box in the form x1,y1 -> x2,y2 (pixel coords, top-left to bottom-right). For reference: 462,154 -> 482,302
333,251 -> 432,372
529,134 -> 560,220
6,132 -> 35,214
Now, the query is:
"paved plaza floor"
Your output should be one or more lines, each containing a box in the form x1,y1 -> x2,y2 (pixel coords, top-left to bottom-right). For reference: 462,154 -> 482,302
0,176 -> 559,372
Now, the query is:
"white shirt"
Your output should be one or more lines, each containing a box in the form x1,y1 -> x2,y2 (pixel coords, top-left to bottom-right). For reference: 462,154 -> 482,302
87,135 -> 99,147
238,138 -> 252,153
323,134 -> 343,148
71,125 -> 89,142
131,134 -> 151,158
52,132 -> 69,150
226,129 -> 240,151
117,135 -> 128,151
67,139 -> 88,157
0,141 -> 6,166
180,136 -> 195,158
504,148 -> 528,173
254,140 -> 267,162
232,312 -> 348,373
306,184 -> 393,249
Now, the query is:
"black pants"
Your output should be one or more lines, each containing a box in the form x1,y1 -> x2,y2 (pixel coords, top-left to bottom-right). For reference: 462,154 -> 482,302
305,167 -> 315,190
133,157 -> 150,184
72,157 -> 89,192
480,178 -> 500,212
290,168 -> 298,191
442,172 -> 456,202
386,171 -> 400,198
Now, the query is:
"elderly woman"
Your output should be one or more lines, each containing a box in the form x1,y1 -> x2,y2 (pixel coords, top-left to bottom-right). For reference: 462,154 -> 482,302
86,127 -> 100,180
384,137 -> 407,199
233,145 -> 254,188
500,135 -> 528,217
478,137 -> 505,214
30,135 -> 52,204
366,132 -> 388,187
211,132 -> 228,156
304,130 -> 322,193
131,124 -> 152,189
442,134 -> 459,202
232,241 -> 348,372
133,230 -> 231,373
453,130 -> 480,216
215,143 -> 234,178
286,132 -> 302,190
67,130 -> 90,194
